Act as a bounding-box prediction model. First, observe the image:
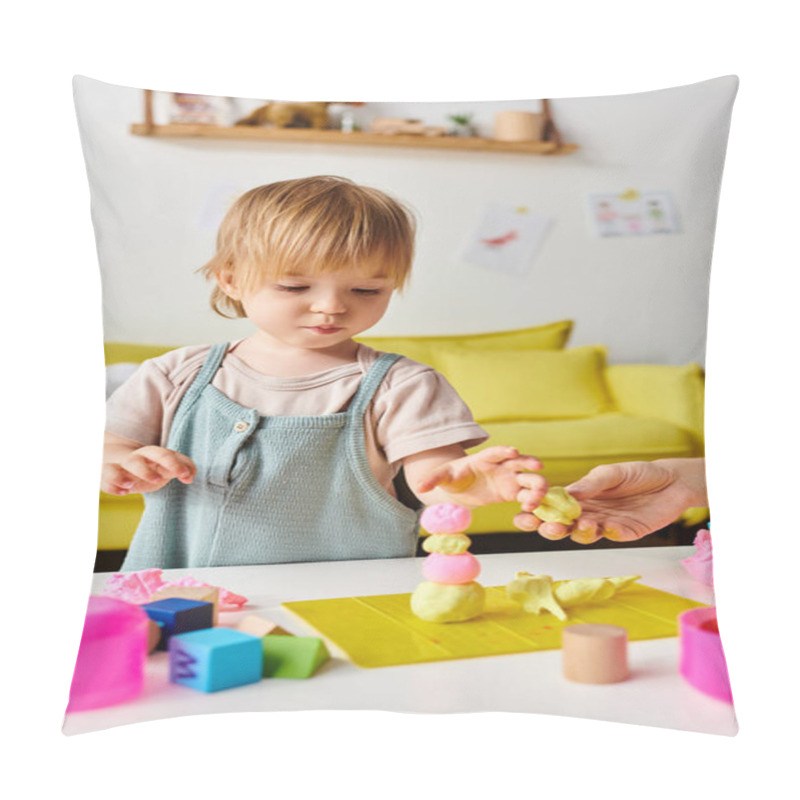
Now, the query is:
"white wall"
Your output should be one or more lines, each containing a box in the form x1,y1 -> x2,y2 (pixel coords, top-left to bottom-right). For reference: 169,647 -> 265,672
73,75 -> 737,364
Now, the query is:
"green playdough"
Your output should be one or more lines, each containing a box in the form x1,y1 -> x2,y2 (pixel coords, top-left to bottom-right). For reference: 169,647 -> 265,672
533,487 -> 582,525
410,581 -> 486,622
506,572 -> 641,620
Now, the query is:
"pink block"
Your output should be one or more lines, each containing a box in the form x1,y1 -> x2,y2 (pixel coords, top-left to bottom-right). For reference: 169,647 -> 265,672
422,552 -> 481,584
67,596 -> 150,712
679,607 -> 733,703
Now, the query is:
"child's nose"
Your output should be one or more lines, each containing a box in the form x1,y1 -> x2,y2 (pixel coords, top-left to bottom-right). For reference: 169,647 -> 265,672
311,290 -> 347,315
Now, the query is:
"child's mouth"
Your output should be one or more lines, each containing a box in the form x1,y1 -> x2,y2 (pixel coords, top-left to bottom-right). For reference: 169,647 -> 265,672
305,326 -> 343,335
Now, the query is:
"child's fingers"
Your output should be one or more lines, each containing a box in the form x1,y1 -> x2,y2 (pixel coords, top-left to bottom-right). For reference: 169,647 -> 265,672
101,463 -> 137,495
415,464 -> 473,494
140,447 -> 196,483
476,447 -> 543,472
515,473 -> 548,511
119,454 -> 167,485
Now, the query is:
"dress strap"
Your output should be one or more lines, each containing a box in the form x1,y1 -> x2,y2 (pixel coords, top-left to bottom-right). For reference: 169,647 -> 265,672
174,342 -> 230,418
347,352 -> 402,418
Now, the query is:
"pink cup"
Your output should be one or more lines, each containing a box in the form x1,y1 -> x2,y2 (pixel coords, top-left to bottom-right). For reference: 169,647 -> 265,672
67,596 -> 150,712
678,607 -> 733,703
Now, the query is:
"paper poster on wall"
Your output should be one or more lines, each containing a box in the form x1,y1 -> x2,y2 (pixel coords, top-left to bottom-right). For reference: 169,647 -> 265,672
463,204 -> 554,275
588,189 -> 679,237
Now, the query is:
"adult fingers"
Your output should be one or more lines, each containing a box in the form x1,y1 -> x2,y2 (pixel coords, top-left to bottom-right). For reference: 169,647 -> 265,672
571,518 -> 601,545
513,511 -> 541,532
602,520 -> 648,542
566,463 -> 628,499
537,521 -> 571,540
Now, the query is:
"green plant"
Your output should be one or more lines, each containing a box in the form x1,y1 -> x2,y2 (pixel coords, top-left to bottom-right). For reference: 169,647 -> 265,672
448,113 -> 473,126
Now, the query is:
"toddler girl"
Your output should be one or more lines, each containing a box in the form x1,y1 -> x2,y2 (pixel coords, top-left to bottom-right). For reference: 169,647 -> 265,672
102,176 -> 547,569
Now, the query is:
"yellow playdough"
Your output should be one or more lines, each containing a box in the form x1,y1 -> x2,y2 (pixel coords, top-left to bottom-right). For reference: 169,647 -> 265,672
533,487 -> 582,525
422,533 -> 472,555
410,581 -> 486,622
506,572 -> 568,620
506,572 -> 641,620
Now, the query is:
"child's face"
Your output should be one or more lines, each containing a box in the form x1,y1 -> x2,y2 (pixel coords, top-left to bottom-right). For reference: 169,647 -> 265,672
220,264 -> 395,351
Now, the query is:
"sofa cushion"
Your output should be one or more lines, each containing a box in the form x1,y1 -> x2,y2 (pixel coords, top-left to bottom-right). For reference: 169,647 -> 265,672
356,319 -> 572,369
477,414 -> 700,483
436,345 -> 614,422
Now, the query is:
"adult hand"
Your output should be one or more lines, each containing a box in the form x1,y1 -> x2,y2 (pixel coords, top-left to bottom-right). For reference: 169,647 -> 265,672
529,458 -> 708,544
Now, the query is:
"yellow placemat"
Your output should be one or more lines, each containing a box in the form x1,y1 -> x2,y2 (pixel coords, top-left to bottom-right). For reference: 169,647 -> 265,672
283,584 -> 706,668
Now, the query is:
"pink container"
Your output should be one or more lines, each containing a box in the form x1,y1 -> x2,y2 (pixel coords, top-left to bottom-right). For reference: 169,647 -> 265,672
67,596 -> 149,712
678,607 -> 733,703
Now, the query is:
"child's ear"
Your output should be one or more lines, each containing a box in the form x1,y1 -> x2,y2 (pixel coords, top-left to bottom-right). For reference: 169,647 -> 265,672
216,269 -> 241,300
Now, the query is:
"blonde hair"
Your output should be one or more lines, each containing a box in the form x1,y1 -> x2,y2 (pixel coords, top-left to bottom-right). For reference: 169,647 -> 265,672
199,175 -> 416,318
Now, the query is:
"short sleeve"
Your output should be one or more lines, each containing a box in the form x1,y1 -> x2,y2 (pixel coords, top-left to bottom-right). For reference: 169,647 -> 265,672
371,359 -> 489,464
105,346 -> 207,446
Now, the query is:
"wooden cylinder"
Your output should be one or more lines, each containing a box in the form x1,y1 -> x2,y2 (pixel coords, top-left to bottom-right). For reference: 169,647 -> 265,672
562,623 -> 629,684
493,111 -> 544,142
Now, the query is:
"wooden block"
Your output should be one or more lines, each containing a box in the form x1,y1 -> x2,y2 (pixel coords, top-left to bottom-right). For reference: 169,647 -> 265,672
169,628 -> 263,692
236,615 -> 291,638
150,585 -> 220,625
562,624 -> 629,684
147,618 -> 163,653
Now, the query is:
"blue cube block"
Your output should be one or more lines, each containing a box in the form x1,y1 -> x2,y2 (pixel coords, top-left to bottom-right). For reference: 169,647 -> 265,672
169,628 -> 263,692
142,598 -> 214,650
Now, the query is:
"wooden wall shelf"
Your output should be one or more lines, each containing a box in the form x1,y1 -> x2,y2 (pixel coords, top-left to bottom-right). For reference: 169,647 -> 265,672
129,123 -> 578,155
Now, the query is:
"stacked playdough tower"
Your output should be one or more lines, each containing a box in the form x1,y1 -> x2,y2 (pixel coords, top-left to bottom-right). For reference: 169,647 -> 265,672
411,503 -> 485,623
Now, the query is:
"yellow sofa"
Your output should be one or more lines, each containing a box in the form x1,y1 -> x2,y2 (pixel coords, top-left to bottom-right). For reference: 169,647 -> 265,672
99,320 -> 704,554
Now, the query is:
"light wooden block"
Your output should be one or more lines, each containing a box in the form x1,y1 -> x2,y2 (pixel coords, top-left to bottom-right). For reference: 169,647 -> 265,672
562,623 -> 629,684
236,615 -> 291,638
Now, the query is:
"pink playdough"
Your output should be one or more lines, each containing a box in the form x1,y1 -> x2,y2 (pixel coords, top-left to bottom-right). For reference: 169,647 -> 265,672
102,569 -> 247,610
422,552 -> 481,584
681,528 -> 713,586
420,503 -> 472,534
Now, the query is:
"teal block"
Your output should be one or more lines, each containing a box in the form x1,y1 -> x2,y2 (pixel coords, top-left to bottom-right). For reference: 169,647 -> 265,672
169,628 -> 263,692
262,635 -> 330,678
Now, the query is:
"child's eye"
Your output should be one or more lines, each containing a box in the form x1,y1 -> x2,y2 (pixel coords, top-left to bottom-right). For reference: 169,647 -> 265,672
277,285 -> 309,292
352,288 -> 382,295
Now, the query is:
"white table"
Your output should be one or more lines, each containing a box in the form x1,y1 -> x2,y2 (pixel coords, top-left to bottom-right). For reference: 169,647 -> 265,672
62,546 -> 737,736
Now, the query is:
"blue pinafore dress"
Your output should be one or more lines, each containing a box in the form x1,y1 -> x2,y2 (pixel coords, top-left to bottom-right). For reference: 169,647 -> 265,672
122,343 -> 422,570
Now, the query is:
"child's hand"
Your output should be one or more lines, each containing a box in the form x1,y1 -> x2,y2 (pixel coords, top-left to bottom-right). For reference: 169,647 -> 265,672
412,446 -> 548,530
101,445 -> 197,496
